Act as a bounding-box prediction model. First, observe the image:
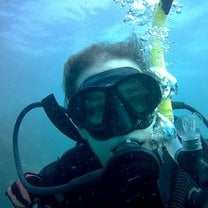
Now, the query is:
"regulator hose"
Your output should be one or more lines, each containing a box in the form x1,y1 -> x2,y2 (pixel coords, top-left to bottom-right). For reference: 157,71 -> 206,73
168,167 -> 192,208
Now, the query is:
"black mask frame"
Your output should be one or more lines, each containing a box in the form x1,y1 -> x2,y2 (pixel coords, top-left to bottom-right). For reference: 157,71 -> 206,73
68,67 -> 162,139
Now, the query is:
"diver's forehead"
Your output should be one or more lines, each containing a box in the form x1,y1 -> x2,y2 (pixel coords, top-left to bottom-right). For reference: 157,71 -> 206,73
76,58 -> 142,88
100,59 -> 141,72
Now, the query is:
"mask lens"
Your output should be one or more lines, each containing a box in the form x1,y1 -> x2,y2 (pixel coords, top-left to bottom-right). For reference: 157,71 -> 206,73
118,77 -> 151,114
83,90 -> 105,125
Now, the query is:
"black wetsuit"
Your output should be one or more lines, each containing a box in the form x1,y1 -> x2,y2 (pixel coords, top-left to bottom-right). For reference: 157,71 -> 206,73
36,142 -> 208,208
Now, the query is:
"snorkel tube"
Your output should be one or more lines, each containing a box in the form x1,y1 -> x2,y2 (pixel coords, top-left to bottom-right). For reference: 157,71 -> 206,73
150,0 -> 175,121
150,1 -> 208,191
149,0 -> 183,161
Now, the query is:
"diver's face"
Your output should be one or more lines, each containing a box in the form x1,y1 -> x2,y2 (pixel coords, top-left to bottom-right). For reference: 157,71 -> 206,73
76,59 -> 157,165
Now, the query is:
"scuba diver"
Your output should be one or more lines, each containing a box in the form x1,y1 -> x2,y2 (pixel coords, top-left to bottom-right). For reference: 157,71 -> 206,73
6,35 -> 208,208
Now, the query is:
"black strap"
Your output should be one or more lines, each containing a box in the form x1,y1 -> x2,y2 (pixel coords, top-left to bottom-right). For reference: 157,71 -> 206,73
172,101 -> 208,128
41,94 -> 84,143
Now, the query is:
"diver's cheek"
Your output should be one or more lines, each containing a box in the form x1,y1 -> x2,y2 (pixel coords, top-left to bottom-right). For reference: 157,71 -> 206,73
77,128 -> 127,165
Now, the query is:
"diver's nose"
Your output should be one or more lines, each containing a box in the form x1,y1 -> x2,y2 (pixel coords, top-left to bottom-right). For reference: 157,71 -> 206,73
108,94 -> 138,133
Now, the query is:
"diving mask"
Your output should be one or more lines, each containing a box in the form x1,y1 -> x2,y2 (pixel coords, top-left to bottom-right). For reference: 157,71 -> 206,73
68,67 -> 162,140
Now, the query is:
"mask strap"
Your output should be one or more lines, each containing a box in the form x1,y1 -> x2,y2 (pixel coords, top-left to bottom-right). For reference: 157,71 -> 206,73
42,94 -> 85,143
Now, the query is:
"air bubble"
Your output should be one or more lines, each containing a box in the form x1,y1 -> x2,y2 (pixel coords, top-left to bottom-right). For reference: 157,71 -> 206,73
114,0 -> 182,54
114,0 -> 158,26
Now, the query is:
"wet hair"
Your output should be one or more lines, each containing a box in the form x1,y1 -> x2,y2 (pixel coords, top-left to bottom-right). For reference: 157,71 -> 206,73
63,35 -> 149,106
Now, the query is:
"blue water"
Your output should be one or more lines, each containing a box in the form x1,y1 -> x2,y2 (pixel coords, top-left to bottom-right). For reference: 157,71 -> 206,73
0,0 -> 208,207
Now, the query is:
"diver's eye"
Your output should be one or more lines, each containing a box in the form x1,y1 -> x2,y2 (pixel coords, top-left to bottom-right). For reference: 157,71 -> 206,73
84,91 -> 105,125
118,77 -> 150,113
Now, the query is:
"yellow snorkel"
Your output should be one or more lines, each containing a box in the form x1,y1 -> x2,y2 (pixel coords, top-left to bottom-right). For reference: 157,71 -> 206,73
150,0 -> 177,122
149,0 -> 183,161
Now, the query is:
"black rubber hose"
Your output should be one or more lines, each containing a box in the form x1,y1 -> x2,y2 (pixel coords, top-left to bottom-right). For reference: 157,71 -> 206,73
13,101 -> 102,195
168,167 -> 192,208
172,101 -> 208,128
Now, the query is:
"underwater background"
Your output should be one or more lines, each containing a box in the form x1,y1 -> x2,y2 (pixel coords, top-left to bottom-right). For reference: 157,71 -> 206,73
0,0 -> 208,207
